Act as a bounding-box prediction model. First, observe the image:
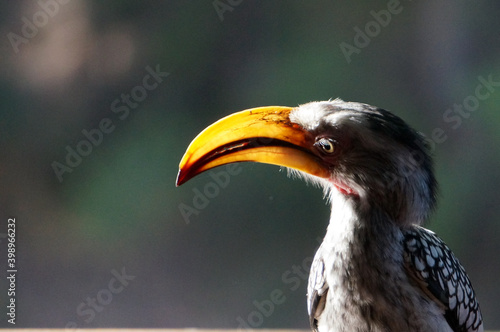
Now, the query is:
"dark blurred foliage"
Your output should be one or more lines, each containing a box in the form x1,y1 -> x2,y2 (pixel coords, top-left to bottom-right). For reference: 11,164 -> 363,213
0,0 -> 499,329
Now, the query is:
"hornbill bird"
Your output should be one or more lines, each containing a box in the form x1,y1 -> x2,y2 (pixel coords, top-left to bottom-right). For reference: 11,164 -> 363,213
176,99 -> 483,332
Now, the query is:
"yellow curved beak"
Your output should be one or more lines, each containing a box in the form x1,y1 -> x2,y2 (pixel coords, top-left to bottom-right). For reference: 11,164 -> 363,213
176,106 -> 330,186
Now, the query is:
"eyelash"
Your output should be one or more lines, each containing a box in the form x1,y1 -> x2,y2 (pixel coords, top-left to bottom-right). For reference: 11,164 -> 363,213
315,138 -> 336,154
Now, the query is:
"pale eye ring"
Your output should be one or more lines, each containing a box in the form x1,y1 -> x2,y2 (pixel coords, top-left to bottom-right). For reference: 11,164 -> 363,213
315,137 -> 336,154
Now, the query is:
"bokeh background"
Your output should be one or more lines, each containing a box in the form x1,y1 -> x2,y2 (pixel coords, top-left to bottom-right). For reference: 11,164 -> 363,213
0,0 -> 499,329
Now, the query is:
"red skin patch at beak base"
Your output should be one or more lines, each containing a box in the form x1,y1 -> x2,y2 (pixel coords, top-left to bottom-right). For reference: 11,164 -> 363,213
331,180 -> 358,196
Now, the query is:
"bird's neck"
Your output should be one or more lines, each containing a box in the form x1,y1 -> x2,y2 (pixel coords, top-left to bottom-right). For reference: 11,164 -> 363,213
324,190 -> 405,287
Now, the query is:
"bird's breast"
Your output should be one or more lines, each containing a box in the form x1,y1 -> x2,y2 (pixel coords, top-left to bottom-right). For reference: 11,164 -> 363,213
313,199 -> 451,331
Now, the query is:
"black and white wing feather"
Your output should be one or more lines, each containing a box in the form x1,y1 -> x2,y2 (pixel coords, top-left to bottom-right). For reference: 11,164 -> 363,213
307,253 -> 328,332
403,226 -> 483,332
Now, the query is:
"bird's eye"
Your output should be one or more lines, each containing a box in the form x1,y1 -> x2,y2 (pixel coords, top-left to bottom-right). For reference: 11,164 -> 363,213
315,138 -> 336,154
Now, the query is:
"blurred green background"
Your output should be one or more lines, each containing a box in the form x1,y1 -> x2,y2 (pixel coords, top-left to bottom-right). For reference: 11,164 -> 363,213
0,0 -> 499,329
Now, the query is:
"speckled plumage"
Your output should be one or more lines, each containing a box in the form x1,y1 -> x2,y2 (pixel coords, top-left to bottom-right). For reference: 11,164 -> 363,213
291,100 -> 483,332
404,227 -> 483,331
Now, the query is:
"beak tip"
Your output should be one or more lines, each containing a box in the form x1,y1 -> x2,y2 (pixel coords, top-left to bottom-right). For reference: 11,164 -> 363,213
175,170 -> 184,187
176,167 -> 194,187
